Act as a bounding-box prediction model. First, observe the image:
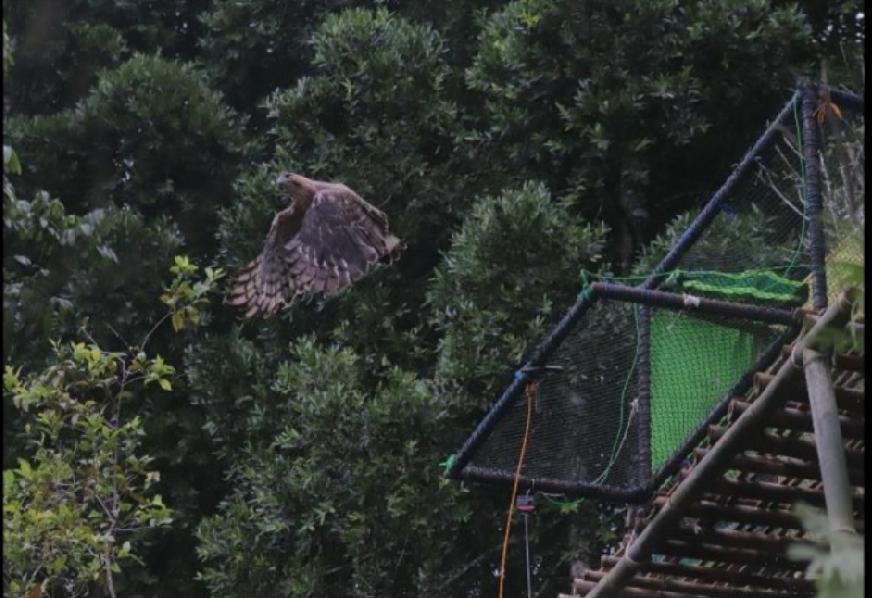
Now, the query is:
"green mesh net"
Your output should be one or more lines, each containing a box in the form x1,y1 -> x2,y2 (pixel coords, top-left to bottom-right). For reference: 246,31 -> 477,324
649,310 -> 767,470
664,269 -> 808,306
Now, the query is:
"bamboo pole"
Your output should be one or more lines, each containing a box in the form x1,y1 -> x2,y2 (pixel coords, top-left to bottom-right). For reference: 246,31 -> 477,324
802,348 -> 858,539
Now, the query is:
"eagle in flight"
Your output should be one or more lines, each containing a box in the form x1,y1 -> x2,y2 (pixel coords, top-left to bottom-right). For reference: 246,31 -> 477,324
228,173 -> 403,318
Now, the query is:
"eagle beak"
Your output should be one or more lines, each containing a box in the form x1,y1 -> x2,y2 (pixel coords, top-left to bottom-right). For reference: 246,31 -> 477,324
275,172 -> 291,188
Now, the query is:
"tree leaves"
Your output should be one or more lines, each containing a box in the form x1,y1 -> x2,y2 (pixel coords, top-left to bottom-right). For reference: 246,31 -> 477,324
3,340 -> 175,596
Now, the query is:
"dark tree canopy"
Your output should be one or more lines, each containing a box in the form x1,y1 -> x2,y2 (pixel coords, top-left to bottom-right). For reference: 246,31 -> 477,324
3,1 -> 860,597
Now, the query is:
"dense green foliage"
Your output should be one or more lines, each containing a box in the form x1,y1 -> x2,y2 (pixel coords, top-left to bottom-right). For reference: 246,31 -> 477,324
3,1 -> 862,597
4,342 -> 175,597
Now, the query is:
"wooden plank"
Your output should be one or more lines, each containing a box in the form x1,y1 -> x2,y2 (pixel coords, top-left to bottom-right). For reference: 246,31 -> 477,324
654,499 -> 803,529
599,555 -> 815,593
667,526 -> 817,552
707,426 -> 865,468
728,400 -> 865,439
693,449 -> 865,485
752,372 -> 864,414
705,478 -> 865,509
582,569 -> 812,597
658,539 -> 806,569
573,577 -> 716,598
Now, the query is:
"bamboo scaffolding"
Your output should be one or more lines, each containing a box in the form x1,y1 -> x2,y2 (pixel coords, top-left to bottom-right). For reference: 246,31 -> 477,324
584,295 -> 854,598
598,555 -> 814,593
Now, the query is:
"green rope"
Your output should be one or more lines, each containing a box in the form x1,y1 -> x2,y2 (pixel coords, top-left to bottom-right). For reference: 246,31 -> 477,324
537,492 -> 586,512
591,303 -> 640,485
578,270 -> 595,301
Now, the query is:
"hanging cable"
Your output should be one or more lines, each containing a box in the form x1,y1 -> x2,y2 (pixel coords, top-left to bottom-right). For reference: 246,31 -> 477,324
517,492 -> 536,598
498,380 -> 538,598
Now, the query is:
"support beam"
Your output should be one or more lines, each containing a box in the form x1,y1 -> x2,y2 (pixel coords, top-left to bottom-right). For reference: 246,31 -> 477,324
801,84 -> 828,310
803,348 -> 857,538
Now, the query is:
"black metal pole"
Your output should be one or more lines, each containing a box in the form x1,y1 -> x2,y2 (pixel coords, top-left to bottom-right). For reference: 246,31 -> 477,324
636,306 -> 652,481
446,292 -> 599,477
590,282 -> 799,326
829,88 -> 864,113
801,84 -> 829,311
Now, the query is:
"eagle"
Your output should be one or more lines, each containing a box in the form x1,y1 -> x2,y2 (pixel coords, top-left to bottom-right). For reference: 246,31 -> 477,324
227,173 -> 404,318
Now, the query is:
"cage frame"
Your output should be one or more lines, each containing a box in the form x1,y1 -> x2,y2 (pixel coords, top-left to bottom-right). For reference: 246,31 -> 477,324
446,83 -> 864,502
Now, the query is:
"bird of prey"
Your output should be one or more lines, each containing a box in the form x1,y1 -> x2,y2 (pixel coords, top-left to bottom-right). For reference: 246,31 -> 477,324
227,173 -> 403,318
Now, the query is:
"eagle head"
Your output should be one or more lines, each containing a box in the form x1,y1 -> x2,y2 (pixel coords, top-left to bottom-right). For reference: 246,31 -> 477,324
276,172 -> 318,205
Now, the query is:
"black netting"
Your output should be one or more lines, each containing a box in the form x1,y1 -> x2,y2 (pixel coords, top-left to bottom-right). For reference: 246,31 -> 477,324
670,119 -> 809,283
467,300 -> 643,490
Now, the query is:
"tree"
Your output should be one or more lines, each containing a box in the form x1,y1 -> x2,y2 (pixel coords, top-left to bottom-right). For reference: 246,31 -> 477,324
3,0 -> 209,115
428,182 -> 608,400
465,0 -> 813,269
3,341 -> 175,597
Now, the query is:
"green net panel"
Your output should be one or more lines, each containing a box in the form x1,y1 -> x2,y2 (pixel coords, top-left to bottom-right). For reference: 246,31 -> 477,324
649,309 -> 767,470
664,270 -> 808,306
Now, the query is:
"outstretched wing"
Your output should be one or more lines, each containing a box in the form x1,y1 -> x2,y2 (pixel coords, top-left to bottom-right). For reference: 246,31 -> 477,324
283,187 -> 403,295
227,187 -> 402,318
226,205 -> 301,319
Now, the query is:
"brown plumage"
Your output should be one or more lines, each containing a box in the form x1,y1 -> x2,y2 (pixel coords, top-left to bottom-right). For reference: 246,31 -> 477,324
227,173 -> 404,318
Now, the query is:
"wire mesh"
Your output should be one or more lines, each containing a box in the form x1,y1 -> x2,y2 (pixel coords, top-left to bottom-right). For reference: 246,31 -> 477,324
466,299 -> 645,490
819,109 -> 864,307
669,110 -> 810,285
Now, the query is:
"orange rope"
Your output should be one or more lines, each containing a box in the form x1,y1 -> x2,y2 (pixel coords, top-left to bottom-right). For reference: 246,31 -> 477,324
497,380 -> 539,598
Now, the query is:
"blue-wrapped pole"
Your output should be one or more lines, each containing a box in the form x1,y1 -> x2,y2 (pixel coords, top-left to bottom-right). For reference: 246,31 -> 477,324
446,289 -> 599,477
801,84 -> 829,311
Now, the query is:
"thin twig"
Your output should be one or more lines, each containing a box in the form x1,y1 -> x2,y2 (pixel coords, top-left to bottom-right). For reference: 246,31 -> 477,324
106,323 -> 131,350
437,539 -> 519,592
138,312 -> 171,354
755,166 -> 805,218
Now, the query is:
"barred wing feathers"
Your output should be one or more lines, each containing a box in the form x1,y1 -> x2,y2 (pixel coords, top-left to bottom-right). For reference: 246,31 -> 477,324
228,188 -> 402,318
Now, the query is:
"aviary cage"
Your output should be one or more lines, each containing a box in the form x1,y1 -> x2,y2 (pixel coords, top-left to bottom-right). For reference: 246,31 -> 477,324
446,84 -> 864,502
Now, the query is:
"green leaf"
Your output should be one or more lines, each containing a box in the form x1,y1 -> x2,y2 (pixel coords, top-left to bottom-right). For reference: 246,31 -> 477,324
171,311 -> 185,332
16,458 -> 32,480
158,378 -> 172,392
3,145 -> 21,175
